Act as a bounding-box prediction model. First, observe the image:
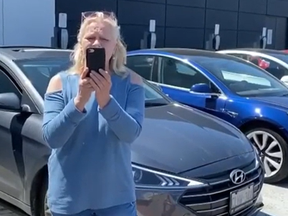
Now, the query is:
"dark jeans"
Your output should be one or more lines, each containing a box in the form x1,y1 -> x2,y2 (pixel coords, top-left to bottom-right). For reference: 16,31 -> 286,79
47,202 -> 137,216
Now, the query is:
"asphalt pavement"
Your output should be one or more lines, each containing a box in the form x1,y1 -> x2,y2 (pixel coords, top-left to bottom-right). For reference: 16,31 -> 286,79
257,179 -> 288,216
1,181 -> 287,216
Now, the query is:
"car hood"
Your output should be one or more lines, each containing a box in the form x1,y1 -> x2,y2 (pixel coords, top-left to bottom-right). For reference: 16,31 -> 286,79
131,103 -> 254,174
251,96 -> 288,109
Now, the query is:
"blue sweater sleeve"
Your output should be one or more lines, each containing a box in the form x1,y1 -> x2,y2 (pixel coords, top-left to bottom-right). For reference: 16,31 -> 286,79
42,91 -> 87,149
99,81 -> 145,143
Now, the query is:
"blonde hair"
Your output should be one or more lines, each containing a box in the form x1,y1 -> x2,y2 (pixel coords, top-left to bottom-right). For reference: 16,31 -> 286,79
69,12 -> 127,76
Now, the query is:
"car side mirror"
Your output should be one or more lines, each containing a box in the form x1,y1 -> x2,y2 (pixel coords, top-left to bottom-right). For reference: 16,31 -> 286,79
281,75 -> 288,85
190,83 -> 212,93
0,92 -> 22,111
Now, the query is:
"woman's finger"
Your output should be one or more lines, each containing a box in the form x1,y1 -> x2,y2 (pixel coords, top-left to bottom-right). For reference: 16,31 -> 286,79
81,78 -> 90,86
99,69 -> 111,83
90,71 -> 104,89
85,82 -> 93,89
89,79 -> 100,91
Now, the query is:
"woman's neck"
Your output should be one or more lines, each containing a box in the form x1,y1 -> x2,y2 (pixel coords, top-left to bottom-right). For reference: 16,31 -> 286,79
106,64 -> 114,75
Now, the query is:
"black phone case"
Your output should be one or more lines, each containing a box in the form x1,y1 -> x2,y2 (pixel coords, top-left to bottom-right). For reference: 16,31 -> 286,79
86,48 -> 106,77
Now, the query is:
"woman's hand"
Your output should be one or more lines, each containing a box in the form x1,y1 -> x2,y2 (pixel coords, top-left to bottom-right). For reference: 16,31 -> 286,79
74,68 -> 94,111
89,69 -> 112,108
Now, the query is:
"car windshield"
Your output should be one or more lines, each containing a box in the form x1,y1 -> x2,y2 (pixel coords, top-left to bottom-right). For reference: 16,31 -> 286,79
14,57 -> 169,106
191,55 -> 288,97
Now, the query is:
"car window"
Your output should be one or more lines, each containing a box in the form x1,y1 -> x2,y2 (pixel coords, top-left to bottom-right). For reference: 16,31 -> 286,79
15,57 -> 169,105
15,58 -> 71,97
191,55 -> 288,97
246,55 -> 288,80
126,56 -> 155,80
160,57 -> 211,89
0,69 -> 21,97
175,62 -> 197,76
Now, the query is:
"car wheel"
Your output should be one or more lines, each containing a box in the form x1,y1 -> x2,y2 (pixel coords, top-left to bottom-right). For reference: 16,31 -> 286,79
33,176 -> 50,216
245,128 -> 288,183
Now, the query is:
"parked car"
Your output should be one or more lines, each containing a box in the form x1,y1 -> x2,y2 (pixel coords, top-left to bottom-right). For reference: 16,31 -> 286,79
127,48 -> 288,184
0,46 -> 264,216
217,48 -> 288,85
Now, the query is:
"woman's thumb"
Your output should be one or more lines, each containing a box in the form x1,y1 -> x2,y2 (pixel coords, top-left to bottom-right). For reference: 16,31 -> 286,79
81,68 -> 89,79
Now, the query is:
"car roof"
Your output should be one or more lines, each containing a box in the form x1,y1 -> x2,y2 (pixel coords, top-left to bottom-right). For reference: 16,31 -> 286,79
0,46 -> 72,60
128,48 -> 237,60
222,48 -> 287,55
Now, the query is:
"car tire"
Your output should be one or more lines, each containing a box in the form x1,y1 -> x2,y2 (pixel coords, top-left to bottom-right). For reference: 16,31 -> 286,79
33,176 -> 50,216
245,127 -> 288,183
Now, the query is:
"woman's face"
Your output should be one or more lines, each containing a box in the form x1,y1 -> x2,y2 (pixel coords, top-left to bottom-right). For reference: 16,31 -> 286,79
81,19 -> 117,65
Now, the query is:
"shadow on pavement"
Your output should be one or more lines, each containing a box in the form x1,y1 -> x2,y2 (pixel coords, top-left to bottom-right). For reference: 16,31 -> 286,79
276,181 -> 288,188
257,211 -> 274,216
268,179 -> 288,189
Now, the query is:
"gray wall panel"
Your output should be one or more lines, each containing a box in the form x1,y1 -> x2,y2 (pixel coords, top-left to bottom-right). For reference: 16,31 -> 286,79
275,18 -> 287,49
238,13 -> 265,31
167,0 -> 205,7
120,25 -> 147,51
118,0 -> 165,26
56,0 -> 117,21
121,25 -> 164,50
120,25 -> 165,50
267,0 -> 288,17
206,0 -> 238,11
239,0 -> 267,14
165,28 -> 204,48
123,0 -> 165,4
66,20 -> 79,38
265,16 -> 277,30
237,31 -> 260,47
205,10 -> 238,30
166,6 -> 205,28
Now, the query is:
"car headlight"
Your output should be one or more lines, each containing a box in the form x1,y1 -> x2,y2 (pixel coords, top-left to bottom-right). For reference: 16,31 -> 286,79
255,152 -> 260,168
246,137 -> 261,169
132,164 -> 204,188
252,145 -> 261,168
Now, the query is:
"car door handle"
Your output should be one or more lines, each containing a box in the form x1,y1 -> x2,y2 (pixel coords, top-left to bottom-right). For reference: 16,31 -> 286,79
221,108 -> 238,117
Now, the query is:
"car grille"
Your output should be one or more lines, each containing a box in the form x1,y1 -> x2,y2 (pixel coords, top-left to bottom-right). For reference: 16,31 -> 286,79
178,161 -> 263,216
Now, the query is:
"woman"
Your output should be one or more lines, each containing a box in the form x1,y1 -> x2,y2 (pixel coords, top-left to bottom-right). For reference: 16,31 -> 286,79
42,11 -> 145,216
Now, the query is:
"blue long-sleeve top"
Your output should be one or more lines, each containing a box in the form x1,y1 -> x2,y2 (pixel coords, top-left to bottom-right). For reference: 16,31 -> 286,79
42,70 -> 145,215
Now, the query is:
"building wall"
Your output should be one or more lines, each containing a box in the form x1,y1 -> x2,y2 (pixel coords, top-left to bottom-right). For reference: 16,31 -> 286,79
55,0 -> 288,51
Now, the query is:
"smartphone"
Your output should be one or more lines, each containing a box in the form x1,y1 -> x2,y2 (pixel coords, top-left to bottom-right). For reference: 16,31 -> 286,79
85,47 -> 106,77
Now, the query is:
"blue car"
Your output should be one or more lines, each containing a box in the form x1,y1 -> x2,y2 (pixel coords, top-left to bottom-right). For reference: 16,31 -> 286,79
127,48 -> 288,184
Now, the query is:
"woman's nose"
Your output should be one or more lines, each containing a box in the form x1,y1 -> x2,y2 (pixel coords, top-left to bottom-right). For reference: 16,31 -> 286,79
92,40 -> 102,48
